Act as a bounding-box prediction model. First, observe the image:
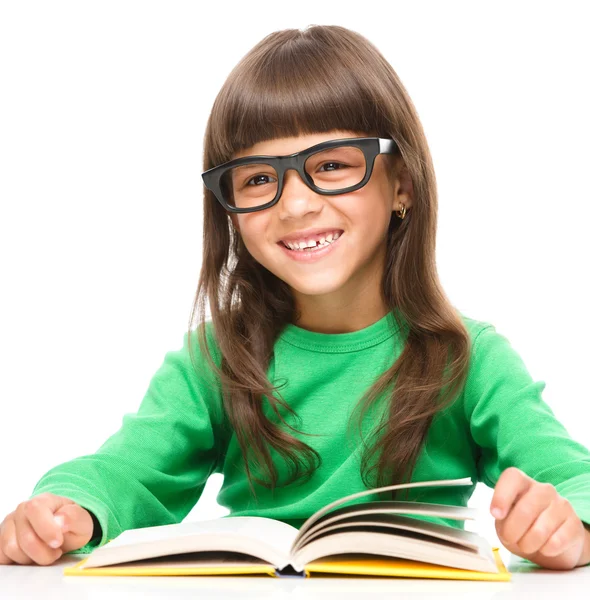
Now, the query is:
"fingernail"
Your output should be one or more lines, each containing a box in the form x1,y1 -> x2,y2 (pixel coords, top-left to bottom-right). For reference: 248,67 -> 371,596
54,515 -> 65,529
491,507 -> 504,519
49,540 -> 60,549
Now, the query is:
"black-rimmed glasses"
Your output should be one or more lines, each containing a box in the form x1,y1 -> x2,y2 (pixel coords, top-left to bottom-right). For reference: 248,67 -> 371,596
201,137 -> 398,214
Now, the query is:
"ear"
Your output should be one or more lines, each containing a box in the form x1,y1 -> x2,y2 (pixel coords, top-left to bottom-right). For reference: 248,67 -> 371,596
393,161 -> 414,210
230,213 -> 240,233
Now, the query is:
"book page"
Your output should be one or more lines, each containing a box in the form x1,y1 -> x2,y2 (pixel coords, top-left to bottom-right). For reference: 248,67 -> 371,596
299,499 -> 478,542
291,529 -> 498,574
83,516 -> 299,570
293,477 -> 473,547
295,513 -> 486,551
104,516 -> 298,550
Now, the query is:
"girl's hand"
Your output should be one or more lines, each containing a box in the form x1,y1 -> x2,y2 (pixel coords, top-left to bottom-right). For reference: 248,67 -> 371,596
0,493 -> 94,566
490,467 -> 590,569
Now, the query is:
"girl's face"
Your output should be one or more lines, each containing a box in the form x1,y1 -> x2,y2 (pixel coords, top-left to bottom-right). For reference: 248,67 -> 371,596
230,129 -> 413,316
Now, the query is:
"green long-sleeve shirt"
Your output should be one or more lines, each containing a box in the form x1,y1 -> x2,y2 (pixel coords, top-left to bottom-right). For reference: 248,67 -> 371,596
29,311 -> 590,561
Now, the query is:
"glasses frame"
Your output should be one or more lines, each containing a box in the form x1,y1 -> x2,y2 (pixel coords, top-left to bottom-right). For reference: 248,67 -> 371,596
201,136 -> 399,214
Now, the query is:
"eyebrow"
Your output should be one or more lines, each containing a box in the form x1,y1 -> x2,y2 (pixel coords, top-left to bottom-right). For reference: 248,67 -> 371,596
234,140 -> 338,161
233,149 -> 300,160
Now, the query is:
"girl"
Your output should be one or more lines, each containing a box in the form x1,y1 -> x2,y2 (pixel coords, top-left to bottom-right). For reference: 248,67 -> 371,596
2,24 -> 590,571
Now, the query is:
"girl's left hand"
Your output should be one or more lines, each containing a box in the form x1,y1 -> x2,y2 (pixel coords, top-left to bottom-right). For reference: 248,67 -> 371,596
490,467 -> 590,570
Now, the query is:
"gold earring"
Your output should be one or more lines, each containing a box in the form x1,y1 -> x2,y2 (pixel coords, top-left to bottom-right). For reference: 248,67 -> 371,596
395,203 -> 407,219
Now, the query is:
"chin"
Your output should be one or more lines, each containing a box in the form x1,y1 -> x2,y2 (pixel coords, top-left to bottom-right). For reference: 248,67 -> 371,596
258,251 -> 350,296
286,275 -> 345,297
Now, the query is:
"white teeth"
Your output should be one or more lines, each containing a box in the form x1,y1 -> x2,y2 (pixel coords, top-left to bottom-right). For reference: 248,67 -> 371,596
284,232 -> 343,251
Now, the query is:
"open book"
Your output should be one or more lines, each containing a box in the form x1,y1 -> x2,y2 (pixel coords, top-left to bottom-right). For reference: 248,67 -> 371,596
64,477 -> 510,581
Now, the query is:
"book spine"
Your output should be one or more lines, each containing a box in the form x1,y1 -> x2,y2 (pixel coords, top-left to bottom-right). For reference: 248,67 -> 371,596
274,566 -> 307,578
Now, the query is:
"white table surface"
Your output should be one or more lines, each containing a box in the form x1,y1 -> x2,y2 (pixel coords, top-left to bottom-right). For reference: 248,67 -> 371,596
2,551 -> 590,599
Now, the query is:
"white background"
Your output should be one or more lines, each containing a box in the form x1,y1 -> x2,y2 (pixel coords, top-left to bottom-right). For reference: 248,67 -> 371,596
1,0 -> 589,563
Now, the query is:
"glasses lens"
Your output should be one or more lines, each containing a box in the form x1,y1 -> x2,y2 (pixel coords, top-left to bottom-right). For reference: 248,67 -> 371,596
305,146 -> 366,191
220,163 -> 279,210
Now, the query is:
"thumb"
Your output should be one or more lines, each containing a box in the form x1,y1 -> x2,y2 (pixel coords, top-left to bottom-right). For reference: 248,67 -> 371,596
54,504 -> 94,552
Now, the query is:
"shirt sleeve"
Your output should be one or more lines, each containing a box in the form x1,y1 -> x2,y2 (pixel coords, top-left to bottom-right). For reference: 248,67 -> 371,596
28,327 -> 226,555
464,324 -> 590,566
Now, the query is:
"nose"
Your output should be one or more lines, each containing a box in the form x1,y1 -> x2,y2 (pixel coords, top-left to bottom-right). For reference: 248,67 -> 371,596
277,167 -> 322,219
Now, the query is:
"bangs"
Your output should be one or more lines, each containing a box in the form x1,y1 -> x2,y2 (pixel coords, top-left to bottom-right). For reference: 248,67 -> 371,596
207,31 -> 391,166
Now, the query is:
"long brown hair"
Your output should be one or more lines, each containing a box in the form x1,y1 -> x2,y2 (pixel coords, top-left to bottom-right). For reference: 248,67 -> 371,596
189,25 -> 471,501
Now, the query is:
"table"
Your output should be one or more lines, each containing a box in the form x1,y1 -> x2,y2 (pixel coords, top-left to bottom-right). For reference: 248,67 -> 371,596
1,551 -> 590,599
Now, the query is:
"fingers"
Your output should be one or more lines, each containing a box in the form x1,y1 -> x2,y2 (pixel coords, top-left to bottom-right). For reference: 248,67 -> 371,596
57,504 -> 94,553
538,514 -> 583,557
490,467 -> 533,520
0,518 -> 33,565
0,493 -> 84,566
1,514 -> 62,566
496,480 -> 558,546
514,496 -> 569,555
0,514 -> 20,565
13,502 -> 63,566
23,495 -> 66,549
490,470 -> 587,569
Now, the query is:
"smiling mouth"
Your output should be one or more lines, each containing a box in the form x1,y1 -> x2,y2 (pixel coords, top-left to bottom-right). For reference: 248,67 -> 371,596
278,230 -> 345,251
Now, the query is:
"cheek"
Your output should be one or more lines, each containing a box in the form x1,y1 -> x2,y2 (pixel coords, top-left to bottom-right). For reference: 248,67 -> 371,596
346,195 -> 391,238
236,214 -> 271,258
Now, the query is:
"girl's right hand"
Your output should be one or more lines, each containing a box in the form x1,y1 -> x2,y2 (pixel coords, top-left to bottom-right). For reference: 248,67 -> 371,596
0,493 -> 94,565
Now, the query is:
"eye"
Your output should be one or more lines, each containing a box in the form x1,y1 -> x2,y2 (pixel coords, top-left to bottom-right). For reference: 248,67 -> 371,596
245,174 -> 277,186
318,162 -> 348,172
